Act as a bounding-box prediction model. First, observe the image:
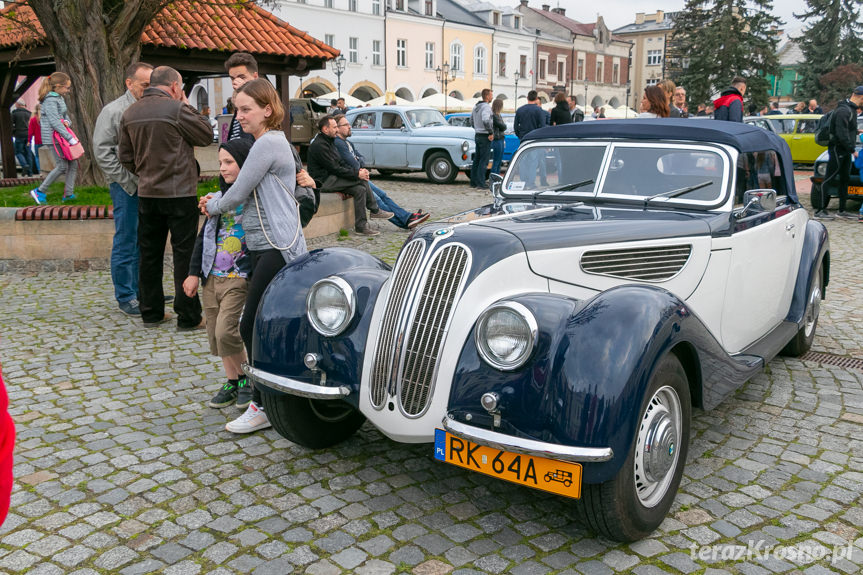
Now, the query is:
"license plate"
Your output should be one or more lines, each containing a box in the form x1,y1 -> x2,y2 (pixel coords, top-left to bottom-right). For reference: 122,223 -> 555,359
849,186 -> 863,196
434,429 -> 582,498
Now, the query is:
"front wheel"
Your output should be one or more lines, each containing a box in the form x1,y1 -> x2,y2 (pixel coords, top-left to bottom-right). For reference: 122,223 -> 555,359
781,261 -> 823,356
260,392 -> 366,449
425,152 -> 457,184
575,353 -> 691,542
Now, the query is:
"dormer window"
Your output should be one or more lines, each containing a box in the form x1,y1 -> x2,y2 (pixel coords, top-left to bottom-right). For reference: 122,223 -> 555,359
493,11 -> 500,25
396,0 -> 404,10
514,15 -> 521,28
425,0 -> 433,15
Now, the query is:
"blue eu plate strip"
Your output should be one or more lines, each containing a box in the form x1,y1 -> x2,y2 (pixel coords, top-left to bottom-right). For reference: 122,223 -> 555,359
434,428 -> 446,461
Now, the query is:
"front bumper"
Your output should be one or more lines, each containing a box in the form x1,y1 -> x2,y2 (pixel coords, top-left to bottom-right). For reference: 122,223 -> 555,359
243,363 -> 350,400
442,414 -> 614,463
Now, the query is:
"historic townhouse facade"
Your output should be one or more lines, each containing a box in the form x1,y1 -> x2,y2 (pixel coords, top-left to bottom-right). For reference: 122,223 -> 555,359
614,11 -> 676,110
384,2 -> 444,102
516,1 -> 630,108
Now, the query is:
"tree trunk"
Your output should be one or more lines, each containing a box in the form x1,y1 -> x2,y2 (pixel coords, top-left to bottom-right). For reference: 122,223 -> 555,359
26,0 -> 166,185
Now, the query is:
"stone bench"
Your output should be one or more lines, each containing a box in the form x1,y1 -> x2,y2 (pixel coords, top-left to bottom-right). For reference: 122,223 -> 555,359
0,194 -> 354,272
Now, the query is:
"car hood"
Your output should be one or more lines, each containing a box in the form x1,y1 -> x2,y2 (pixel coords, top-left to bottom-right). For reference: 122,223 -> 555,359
411,125 -> 476,139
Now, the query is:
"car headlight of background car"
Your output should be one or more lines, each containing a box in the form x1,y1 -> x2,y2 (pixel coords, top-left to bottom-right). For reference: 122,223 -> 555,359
475,302 -> 538,371
307,277 -> 356,336
816,163 -> 827,176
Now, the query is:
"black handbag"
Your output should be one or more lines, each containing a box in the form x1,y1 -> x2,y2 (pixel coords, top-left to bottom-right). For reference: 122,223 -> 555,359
290,147 -> 320,228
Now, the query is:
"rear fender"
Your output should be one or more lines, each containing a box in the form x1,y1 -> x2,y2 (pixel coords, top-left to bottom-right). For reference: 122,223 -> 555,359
786,219 -> 829,325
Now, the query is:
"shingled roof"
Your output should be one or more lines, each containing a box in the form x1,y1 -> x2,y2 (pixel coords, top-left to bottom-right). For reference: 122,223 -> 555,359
525,6 -> 596,37
0,0 -> 339,60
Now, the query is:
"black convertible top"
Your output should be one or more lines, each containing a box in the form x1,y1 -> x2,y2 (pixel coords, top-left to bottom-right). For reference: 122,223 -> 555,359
522,118 -> 798,203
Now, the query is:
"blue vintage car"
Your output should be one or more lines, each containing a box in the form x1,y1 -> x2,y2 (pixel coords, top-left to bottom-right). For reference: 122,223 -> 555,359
345,106 -> 475,184
245,119 -> 828,541
446,112 -> 520,164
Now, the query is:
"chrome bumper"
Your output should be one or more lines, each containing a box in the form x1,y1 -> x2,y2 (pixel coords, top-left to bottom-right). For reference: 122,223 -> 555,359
242,363 -> 350,400
442,414 -> 613,463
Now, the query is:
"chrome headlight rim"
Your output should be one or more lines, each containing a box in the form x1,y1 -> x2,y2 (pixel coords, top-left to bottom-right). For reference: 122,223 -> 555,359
815,163 -> 827,176
461,140 -> 470,153
306,276 -> 356,337
475,301 -> 538,371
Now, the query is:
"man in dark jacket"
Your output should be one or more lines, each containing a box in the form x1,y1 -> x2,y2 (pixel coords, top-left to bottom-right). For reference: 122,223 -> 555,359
119,66 -> 214,329
11,101 -> 33,176
514,91 -> 550,186
818,86 -> 863,219
713,77 -> 747,122
307,116 -> 390,236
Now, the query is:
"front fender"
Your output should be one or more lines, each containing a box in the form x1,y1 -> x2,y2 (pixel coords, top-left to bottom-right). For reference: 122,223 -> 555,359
253,247 -> 390,408
786,219 -> 829,325
447,285 -> 761,484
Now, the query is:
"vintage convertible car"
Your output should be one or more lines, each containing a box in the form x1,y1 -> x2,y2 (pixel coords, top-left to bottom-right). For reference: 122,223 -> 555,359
345,106 -> 475,184
245,119 -> 829,541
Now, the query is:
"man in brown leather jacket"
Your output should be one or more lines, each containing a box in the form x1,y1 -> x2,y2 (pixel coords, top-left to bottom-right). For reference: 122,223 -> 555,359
119,66 -> 214,329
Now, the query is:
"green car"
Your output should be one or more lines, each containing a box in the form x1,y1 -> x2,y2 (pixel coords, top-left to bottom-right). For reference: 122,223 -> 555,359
745,114 -> 826,164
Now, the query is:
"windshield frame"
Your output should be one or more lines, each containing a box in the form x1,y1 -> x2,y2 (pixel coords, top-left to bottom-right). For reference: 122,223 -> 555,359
502,139 -> 733,210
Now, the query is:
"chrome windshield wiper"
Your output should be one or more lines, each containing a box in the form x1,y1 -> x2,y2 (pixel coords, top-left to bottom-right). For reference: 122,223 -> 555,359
643,181 -> 713,205
531,178 -> 595,199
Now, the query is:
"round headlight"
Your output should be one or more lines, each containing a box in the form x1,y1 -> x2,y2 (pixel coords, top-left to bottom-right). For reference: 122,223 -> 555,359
475,302 -> 537,371
816,163 -> 827,176
462,140 -> 470,153
306,277 -> 355,336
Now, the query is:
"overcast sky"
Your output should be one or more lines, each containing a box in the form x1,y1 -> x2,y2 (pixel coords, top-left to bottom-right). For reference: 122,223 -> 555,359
548,0 -> 811,31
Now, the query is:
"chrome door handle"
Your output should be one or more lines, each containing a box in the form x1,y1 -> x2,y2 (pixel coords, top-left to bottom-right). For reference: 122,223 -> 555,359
785,223 -> 796,231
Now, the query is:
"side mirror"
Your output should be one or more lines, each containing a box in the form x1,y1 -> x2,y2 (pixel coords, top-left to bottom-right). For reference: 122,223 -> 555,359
489,172 -> 504,199
742,189 -> 777,213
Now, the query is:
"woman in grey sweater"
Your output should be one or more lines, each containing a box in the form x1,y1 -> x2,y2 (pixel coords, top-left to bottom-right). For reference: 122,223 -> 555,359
30,72 -> 78,204
201,78 -> 309,434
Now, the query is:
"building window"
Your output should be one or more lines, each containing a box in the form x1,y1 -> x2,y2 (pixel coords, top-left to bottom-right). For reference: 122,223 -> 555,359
475,46 -> 487,75
349,37 -> 358,63
425,42 -> 435,70
519,54 -> 526,77
557,61 -> 564,81
396,0 -> 405,10
538,58 -> 546,80
372,0 -> 381,13
493,12 -> 500,25
425,0 -> 433,15
496,50 -> 505,77
297,0 -> 305,4
514,15 -> 521,29
397,39 -> 407,68
596,60 -> 603,82
349,0 -> 357,10
324,34 -> 334,46
450,43 -> 463,71
646,77 -> 660,86
647,50 -> 662,66
373,40 -> 382,66
613,62 -> 619,84
324,0 -> 333,6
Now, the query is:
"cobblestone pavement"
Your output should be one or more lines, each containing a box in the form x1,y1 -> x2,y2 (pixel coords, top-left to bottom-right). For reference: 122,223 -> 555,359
1,172 -> 862,575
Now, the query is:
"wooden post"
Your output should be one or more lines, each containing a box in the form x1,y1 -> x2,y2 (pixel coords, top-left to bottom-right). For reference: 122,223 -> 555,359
0,69 -> 19,179
276,72 -> 291,141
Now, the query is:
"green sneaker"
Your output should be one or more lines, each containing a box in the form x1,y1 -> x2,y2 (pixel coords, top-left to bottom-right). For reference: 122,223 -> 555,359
208,380 -> 238,408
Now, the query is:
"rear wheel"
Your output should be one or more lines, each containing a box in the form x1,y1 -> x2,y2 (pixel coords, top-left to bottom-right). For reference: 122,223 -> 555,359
781,261 -> 822,356
260,393 -> 366,449
425,152 -> 458,184
575,353 -> 691,542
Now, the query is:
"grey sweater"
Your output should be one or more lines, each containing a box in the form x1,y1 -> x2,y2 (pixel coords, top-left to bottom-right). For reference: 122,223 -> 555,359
40,93 -> 73,145
205,131 -> 307,263
93,91 -> 139,195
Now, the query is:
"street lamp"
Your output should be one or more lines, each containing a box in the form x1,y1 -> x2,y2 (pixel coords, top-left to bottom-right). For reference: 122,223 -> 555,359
435,61 -> 456,114
331,54 -> 346,99
514,71 -> 520,102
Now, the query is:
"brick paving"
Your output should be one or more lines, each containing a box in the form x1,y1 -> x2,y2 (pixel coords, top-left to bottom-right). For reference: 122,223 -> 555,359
1,171 -> 861,574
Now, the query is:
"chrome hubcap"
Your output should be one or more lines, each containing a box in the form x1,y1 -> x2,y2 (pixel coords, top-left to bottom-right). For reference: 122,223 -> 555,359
634,385 -> 682,508
433,160 -> 451,178
804,284 -> 821,338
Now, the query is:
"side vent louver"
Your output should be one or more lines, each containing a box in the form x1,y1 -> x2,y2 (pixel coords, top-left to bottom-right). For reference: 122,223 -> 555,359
581,245 -> 692,281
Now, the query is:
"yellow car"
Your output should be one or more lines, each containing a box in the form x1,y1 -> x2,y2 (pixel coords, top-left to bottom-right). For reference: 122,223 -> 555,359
745,114 -> 826,164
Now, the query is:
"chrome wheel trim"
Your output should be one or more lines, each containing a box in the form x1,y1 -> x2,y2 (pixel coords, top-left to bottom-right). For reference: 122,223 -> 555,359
431,158 -> 453,180
633,385 -> 682,508
308,399 -> 354,423
803,282 -> 821,339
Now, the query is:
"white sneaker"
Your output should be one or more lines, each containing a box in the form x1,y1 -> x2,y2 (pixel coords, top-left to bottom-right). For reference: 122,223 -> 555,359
225,402 -> 271,434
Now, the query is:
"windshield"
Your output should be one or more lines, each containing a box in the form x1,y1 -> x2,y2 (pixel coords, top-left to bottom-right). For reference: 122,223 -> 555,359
405,109 -> 446,128
504,142 -> 727,205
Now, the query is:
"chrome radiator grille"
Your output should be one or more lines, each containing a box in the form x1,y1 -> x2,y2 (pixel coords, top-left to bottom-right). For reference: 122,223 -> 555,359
580,245 -> 692,281
370,240 -> 470,416
370,239 -> 425,408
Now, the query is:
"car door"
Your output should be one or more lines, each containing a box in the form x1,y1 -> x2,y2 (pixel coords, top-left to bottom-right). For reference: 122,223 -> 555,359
376,111 -> 409,168
721,152 -> 807,352
349,111 -> 378,165
792,118 -> 825,163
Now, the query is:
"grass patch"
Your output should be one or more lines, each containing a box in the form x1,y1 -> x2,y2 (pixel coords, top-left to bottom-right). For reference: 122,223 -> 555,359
0,179 -> 219,208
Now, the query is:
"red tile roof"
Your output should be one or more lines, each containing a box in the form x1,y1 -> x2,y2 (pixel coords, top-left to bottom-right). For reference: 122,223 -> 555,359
0,1 -> 339,60
527,7 -> 596,37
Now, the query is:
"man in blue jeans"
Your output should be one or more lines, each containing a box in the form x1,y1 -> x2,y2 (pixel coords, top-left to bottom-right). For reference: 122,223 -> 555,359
93,62 -> 154,315
333,114 -> 431,229
470,88 -> 494,188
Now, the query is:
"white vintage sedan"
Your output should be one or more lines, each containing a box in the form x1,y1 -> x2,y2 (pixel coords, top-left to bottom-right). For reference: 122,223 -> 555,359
245,119 -> 828,541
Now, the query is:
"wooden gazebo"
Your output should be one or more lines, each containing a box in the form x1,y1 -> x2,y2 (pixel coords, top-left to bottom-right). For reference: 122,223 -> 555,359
0,1 -> 339,177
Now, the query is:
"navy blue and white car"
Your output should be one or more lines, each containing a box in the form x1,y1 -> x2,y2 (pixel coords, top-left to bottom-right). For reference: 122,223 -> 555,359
245,119 -> 829,541
345,106 -> 475,184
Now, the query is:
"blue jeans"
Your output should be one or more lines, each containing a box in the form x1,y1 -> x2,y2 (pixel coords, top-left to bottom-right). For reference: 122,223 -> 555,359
14,138 -> 33,176
369,182 -> 411,228
490,139 -> 504,177
471,134 -> 492,187
109,183 -> 139,303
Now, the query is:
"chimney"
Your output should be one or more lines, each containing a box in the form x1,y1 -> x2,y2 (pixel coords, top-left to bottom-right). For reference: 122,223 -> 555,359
552,7 -> 565,15
520,0 -> 528,6
635,12 -> 644,24
541,4 -> 550,11
656,10 -> 663,21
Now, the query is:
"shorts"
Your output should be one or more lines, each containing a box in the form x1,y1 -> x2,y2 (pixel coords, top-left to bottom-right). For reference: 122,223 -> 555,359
201,276 -> 248,357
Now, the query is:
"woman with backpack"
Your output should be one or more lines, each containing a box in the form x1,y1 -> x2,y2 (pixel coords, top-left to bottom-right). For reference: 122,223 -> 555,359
29,72 -> 79,205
